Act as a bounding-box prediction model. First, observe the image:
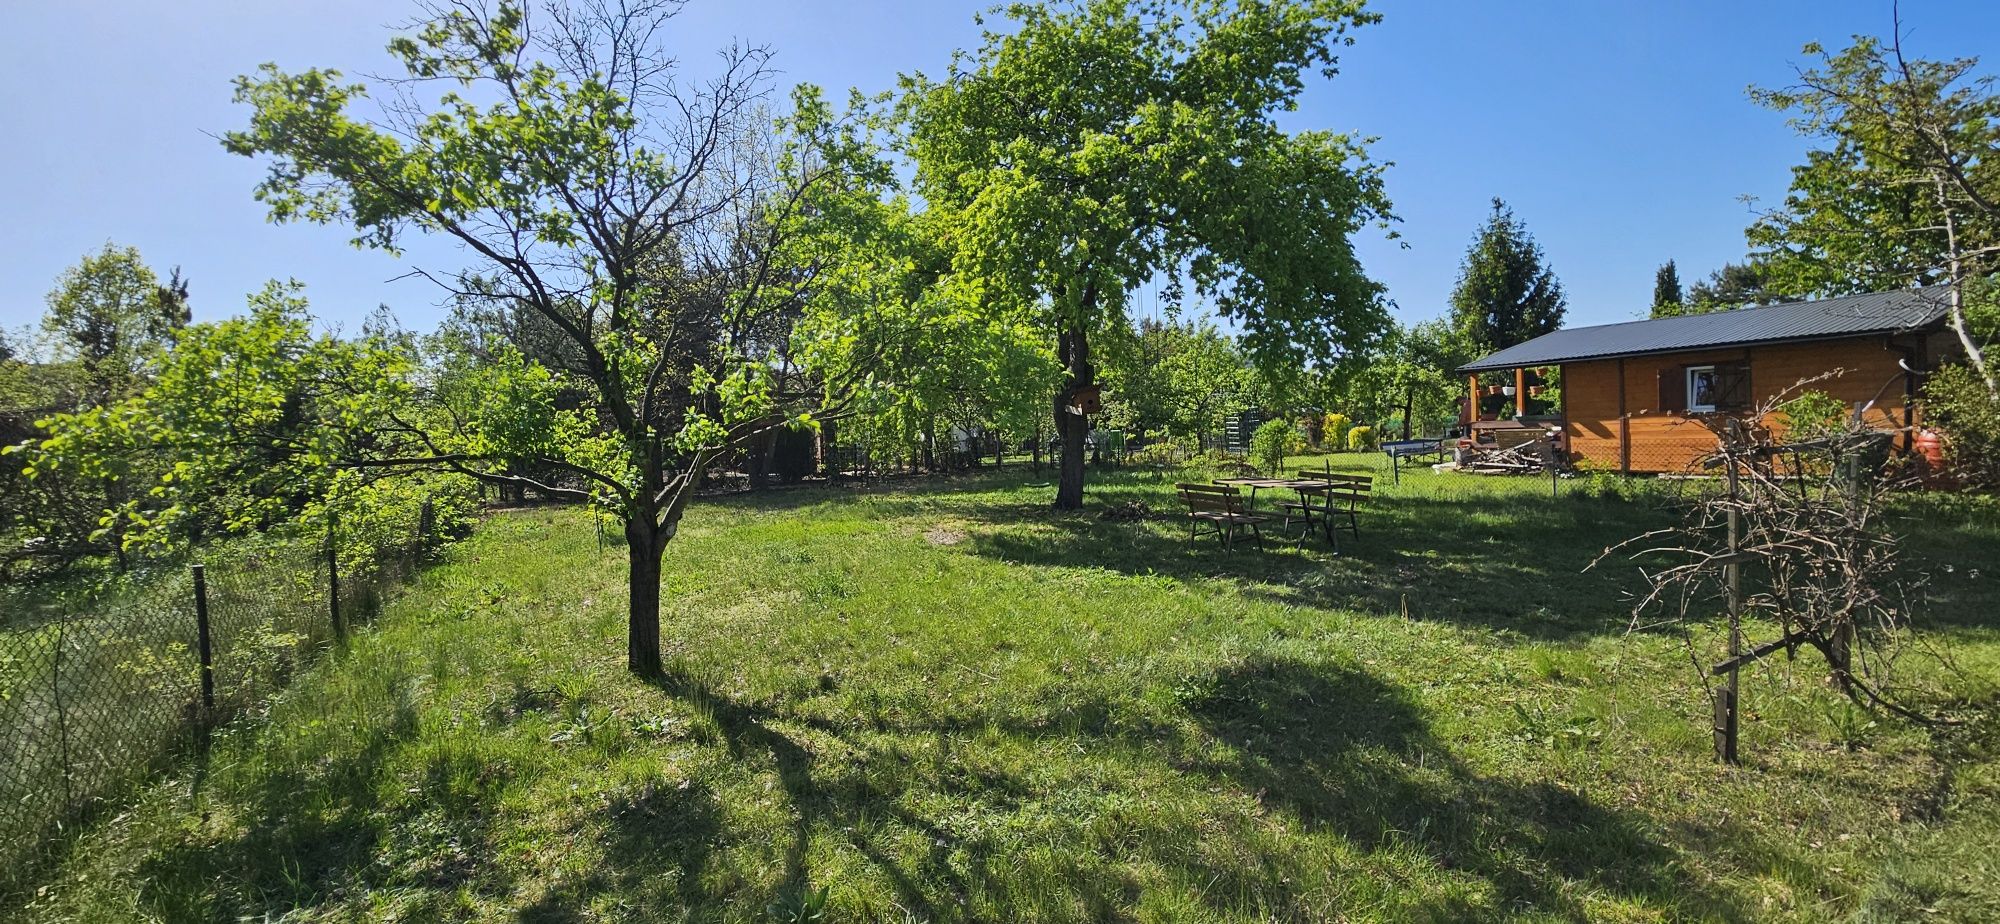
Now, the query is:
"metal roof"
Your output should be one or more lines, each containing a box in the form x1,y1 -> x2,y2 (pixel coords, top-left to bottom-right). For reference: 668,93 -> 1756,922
1457,286 -> 1952,373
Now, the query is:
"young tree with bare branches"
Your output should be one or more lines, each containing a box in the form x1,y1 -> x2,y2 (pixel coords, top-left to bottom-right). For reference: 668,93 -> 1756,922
1600,383 -> 1932,760
224,0 -> 890,675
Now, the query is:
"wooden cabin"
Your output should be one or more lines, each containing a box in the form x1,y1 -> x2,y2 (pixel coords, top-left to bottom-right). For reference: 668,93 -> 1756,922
1456,287 -> 1958,474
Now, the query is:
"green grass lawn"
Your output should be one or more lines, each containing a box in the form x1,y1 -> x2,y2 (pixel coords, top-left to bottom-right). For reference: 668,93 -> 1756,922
13,456 -> 2000,922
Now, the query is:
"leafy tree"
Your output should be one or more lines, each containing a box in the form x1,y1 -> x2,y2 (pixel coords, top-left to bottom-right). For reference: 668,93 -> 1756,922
221,0 -> 884,675
1449,198 -> 1565,353
1249,418 -> 1302,475
1100,318 -> 1248,445
1748,29 -> 2000,397
1684,260 -> 1792,313
900,0 -> 1395,509
794,202 -> 1059,471
26,284 -> 377,543
1320,318 -> 1472,438
13,283 -> 478,579
41,244 -> 189,403
1650,260 -> 1684,317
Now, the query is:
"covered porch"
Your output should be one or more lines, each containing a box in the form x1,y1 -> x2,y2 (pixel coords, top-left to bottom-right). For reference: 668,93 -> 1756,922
1454,364 -> 1567,470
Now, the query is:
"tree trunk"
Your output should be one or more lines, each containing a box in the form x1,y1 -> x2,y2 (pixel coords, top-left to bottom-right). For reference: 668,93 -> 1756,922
1935,174 -> 1998,399
1054,316 -> 1094,510
747,432 -> 769,491
625,518 -> 664,677
1402,386 -> 1416,440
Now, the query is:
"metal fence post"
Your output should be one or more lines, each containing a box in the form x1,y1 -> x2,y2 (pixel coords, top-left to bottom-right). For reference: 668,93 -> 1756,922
1719,425 -> 1744,765
192,564 -> 214,722
327,514 -> 343,641
52,610 -> 72,808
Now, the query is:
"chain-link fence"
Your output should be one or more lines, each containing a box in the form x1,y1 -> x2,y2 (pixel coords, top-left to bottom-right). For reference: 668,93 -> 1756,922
0,524 -> 424,896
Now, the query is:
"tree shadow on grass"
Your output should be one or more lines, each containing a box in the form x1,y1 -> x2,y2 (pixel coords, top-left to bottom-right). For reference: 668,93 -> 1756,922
625,657 -> 1738,922
632,670 -> 1035,920
132,695 -> 426,922
956,487 -> 1674,641
132,683 -> 730,924
514,778 -> 724,923
1183,655 -> 1731,920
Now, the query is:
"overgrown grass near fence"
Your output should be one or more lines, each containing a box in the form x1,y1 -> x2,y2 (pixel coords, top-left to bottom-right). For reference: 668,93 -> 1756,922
13,466 -> 1997,922
0,529 -> 420,896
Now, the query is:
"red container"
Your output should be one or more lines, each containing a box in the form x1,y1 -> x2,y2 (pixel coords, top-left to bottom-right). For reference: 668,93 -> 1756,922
1914,429 -> 1953,487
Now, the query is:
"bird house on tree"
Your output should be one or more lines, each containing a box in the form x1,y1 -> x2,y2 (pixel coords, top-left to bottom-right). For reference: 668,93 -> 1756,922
1068,384 -> 1102,416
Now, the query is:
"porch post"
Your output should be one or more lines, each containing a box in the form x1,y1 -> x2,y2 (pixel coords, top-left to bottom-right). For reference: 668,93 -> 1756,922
1466,373 -> 1479,423
1515,367 -> 1528,417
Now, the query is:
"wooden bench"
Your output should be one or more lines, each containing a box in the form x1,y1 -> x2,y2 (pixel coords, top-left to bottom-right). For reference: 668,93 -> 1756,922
1176,483 -> 1268,550
1276,471 -> 1372,543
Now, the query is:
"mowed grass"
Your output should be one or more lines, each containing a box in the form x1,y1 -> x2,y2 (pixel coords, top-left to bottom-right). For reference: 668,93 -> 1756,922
13,456 -> 2000,922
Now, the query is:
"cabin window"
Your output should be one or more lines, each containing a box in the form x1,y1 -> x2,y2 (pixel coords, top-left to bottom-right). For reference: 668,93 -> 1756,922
1684,363 -> 1750,413
1686,366 -> 1719,412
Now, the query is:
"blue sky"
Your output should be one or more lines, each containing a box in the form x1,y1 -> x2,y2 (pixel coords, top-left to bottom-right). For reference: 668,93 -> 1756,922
3,1 -> 1996,339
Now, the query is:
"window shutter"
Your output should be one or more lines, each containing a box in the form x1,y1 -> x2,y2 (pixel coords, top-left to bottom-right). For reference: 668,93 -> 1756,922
1657,367 -> 1686,413
1715,363 -> 1751,411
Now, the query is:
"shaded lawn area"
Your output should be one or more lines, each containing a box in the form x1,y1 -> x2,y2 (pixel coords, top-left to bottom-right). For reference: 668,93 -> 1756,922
14,456 -> 2000,922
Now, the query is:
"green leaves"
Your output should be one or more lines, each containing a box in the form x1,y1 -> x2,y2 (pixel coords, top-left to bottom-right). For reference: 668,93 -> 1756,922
1745,35 -> 2000,297
1448,199 -> 1565,354
1098,318 -> 1248,440
40,244 -> 187,404
19,281 -> 432,553
903,0 -> 1395,372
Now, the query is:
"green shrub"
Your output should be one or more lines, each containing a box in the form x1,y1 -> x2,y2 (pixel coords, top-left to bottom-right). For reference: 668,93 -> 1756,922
1346,424 -> 1377,451
1929,363 -> 2000,487
1322,413 -> 1351,448
1777,389 -> 1848,443
1250,419 -> 1304,474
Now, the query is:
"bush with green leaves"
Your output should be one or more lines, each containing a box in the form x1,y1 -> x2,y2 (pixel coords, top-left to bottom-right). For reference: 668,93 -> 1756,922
1777,389 -> 1849,443
1347,424 -> 1378,451
1322,412 -> 1351,449
1928,364 -> 2000,487
11,283 -> 479,580
1250,419 -> 1304,475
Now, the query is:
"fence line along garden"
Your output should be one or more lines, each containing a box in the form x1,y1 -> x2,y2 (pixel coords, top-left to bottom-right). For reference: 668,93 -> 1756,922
0,511 -> 438,893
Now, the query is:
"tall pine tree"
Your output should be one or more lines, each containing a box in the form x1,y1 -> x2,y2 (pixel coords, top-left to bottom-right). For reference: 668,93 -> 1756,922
1650,260 -> 1684,317
1449,198 -> 1566,352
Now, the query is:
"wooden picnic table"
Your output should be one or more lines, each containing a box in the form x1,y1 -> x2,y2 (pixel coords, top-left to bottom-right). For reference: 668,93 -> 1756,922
1219,474 -> 1370,552
1213,477 -> 1321,510
1215,477 -> 1338,549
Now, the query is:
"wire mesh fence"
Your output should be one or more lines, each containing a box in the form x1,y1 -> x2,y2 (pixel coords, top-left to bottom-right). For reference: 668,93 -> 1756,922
0,522 -> 425,896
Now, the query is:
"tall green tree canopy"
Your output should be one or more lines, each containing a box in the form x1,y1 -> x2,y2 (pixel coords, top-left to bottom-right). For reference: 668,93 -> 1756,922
790,194 -> 1060,465
1649,259 -> 1684,318
22,283 -> 413,547
1748,30 -> 1999,401
1684,260 -> 1792,313
1748,36 -> 2000,301
1099,318 -> 1249,442
222,0 -> 885,674
41,244 -> 190,403
900,0 -> 1395,508
1319,318 -> 1473,438
1448,198 -> 1565,354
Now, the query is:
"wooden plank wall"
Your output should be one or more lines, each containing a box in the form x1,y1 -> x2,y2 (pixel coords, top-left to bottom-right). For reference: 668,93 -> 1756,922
1561,336 -> 1914,473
